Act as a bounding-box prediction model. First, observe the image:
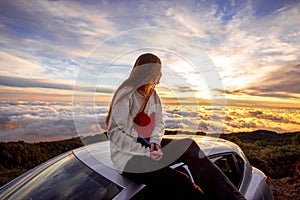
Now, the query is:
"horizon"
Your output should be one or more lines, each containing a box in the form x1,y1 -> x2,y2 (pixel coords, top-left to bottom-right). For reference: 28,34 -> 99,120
0,0 -> 299,142
0,99 -> 299,142
2,129 -> 299,144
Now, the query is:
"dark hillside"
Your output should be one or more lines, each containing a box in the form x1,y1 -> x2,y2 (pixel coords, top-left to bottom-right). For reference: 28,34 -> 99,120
0,139 -> 84,186
220,130 -> 299,146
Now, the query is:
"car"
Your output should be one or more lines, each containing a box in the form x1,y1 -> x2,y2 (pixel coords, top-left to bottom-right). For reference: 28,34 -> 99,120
0,135 -> 274,200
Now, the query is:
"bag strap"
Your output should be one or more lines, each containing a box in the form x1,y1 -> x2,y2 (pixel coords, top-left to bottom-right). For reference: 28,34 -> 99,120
139,83 -> 156,113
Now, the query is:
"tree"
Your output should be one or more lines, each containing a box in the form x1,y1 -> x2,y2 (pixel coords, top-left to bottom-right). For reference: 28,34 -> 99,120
228,135 -> 241,145
292,134 -> 300,146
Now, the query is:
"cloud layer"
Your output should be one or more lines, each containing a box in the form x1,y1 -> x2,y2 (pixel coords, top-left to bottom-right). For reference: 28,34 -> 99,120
1,100 -> 299,142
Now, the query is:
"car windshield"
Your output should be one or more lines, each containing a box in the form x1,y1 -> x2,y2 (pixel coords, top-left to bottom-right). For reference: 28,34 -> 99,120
2,153 -> 122,200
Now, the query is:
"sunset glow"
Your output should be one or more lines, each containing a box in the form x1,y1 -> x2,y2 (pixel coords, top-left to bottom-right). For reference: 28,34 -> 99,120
0,0 -> 299,142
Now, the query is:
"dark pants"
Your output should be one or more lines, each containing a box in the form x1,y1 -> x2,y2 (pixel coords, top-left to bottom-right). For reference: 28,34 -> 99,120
123,138 -> 246,200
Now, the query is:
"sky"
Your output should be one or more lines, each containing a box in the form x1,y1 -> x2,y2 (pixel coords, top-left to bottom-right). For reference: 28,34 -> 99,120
0,0 -> 299,142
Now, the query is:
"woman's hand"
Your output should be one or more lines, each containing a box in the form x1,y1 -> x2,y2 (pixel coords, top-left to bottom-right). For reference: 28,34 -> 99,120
150,143 -> 163,161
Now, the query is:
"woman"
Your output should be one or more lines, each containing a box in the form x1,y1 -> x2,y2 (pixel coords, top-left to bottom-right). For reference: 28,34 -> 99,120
106,53 -> 245,200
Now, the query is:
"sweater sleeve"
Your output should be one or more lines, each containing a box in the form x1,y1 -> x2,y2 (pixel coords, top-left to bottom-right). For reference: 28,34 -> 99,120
108,93 -> 150,157
149,92 -> 164,145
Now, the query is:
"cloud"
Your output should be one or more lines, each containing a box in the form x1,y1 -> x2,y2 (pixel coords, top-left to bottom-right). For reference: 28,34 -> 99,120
247,64 -> 300,95
0,0 -> 118,82
0,52 -> 44,77
0,75 -> 115,96
0,75 -> 73,90
0,100 -> 299,142
206,2 -> 300,98
0,101 -> 110,142
224,63 -> 300,99
1,0 -> 300,141
249,110 -> 263,116
0,0 -> 114,46
1,0 -> 299,103
223,105 -> 300,133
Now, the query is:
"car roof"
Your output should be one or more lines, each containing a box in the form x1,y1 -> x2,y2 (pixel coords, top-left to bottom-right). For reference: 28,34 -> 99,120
163,135 -> 242,156
72,135 -> 243,188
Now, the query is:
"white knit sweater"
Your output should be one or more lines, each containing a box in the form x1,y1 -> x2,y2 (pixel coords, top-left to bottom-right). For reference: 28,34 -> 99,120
107,86 -> 165,172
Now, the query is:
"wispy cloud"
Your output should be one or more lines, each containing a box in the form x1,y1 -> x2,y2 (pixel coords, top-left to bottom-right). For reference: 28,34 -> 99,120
248,64 -> 300,95
225,63 -> 300,100
205,2 -> 300,103
1,0 -> 299,103
0,75 -> 73,90
0,75 -> 115,96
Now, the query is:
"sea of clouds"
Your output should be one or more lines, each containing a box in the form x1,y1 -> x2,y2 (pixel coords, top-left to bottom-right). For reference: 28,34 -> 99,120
0,100 -> 299,142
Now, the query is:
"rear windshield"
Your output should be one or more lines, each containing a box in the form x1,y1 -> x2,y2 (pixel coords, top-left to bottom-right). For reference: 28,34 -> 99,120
2,153 -> 122,200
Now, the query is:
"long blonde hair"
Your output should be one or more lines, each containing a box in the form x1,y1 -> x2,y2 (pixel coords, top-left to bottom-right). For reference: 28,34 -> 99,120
106,53 -> 162,126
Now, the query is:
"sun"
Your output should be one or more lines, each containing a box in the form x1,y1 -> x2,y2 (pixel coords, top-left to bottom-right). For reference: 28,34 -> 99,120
165,60 -> 215,100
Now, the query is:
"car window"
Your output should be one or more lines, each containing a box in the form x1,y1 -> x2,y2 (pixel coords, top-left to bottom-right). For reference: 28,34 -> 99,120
210,153 -> 244,187
235,153 -> 244,174
3,153 -> 122,200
